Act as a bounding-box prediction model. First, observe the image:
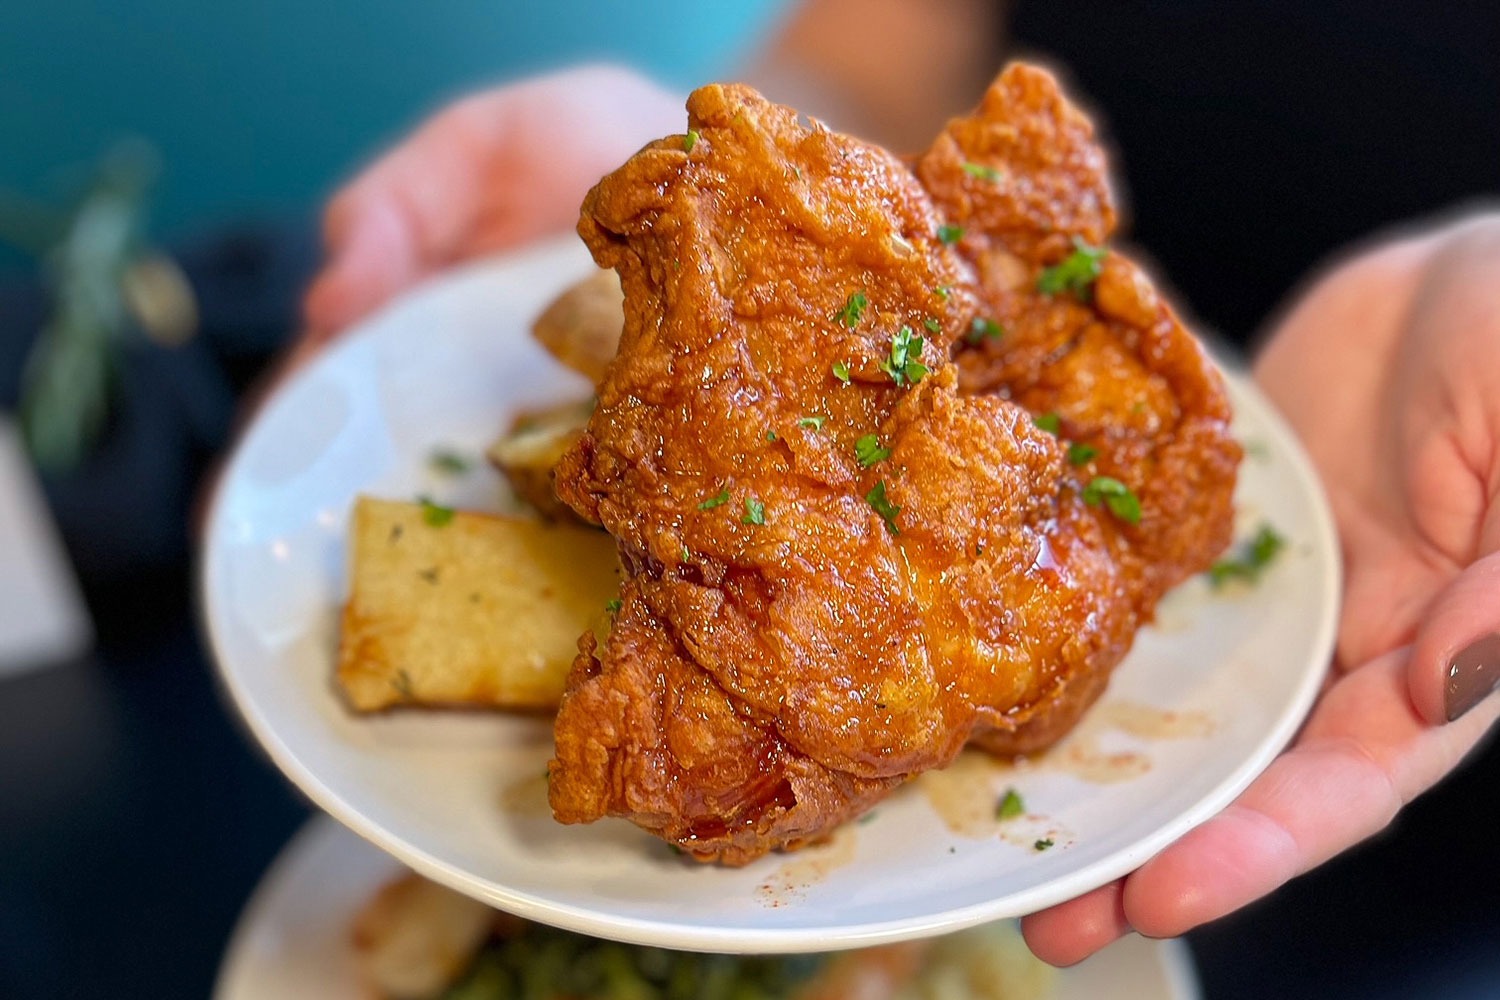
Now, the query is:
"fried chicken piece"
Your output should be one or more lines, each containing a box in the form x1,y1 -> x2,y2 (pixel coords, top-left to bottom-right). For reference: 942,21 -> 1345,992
545,67 -> 1232,864
915,65 -> 1241,751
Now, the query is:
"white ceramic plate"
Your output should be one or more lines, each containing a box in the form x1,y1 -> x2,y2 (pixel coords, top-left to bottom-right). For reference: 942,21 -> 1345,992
215,817 -> 1201,1000
202,235 -> 1338,954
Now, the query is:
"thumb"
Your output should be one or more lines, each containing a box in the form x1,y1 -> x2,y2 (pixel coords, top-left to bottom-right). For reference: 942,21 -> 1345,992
303,194 -> 424,339
1407,547 -> 1500,726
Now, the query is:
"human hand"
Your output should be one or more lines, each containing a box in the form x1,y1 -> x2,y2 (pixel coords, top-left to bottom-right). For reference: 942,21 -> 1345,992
1022,215 -> 1500,964
299,64 -> 681,351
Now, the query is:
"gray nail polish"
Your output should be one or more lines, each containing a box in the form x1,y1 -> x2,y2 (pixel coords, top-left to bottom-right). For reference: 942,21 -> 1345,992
1445,633 -> 1500,722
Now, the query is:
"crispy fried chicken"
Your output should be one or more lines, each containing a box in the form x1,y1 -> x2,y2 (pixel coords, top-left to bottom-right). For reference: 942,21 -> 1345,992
548,65 -> 1239,863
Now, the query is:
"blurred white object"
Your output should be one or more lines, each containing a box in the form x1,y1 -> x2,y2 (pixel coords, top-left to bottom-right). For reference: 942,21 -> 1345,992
0,415 -> 92,676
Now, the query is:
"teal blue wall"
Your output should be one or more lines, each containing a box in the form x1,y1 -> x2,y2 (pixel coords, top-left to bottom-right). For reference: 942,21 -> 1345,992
0,2 -> 784,243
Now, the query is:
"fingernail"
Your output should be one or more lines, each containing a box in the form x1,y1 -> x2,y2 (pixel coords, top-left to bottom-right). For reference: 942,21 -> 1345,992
1446,633 -> 1500,721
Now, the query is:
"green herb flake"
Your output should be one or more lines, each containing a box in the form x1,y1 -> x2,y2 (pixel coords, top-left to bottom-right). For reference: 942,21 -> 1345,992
966,317 -> 1003,344
878,327 -> 928,387
832,360 -> 852,384
866,480 -> 902,535
1208,523 -> 1287,587
997,788 -> 1025,820
1082,476 -> 1142,525
797,415 -> 826,430
428,448 -> 471,475
1037,237 -> 1108,299
680,545 -> 691,562
937,224 -> 965,245
835,290 -> 869,328
766,429 -> 779,442
1067,442 -> 1099,466
923,317 -> 942,333
391,668 -> 414,699
1033,412 -> 1062,435
855,434 -> 891,468
742,497 -> 766,525
605,598 -> 622,614
962,161 -> 1002,182
935,285 -> 953,302
698,489 -> 731,511
419,496 -> 456,527
683,129 -> 699,153
1034,838 -> 1055,851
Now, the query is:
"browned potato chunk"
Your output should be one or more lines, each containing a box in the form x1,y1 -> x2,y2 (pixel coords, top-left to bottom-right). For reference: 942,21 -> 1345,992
486,398 -> 594,521
529,268 -> 623,385
351,873 -> 493,1000
337,496 -> 620,712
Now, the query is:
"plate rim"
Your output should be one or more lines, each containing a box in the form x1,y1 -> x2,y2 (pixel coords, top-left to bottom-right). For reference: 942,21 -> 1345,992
199,235 -> 1340,954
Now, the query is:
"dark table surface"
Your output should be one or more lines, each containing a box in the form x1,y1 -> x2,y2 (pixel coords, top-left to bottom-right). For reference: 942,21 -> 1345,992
2,567 -> 1497,999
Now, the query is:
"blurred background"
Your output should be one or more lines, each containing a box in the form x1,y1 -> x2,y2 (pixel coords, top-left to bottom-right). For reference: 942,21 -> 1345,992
1,1 -> 1496,997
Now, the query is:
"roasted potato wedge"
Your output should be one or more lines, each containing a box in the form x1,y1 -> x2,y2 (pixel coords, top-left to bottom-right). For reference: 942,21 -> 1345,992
352,873 -> 494,1000
337,496 -> 620,712
529,267 -> 623,385
486,398 -> 594,521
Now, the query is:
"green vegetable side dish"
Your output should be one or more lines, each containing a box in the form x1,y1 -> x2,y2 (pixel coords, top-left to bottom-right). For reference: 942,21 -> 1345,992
437,925 -> 826,1000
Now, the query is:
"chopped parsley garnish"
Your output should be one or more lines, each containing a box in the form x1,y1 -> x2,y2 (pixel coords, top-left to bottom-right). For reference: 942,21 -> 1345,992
698,489 -> 730,511
418,496 -> 455,527
866,480 -> 902,535
683,129 -> 699,153
855,434 -> 891,468
966,317 -> 1003,344
680,545 -> 691,563
1033,412 -> 1062,435
1209,523 -> 1286,587
879,327 -> 928,387
923,317 -> 942,333
428,448 -> 471,475
392,668 -> 414,699
605,598 -> 622,614
832,360 -> 852,384
1067,442 -> 1098,466
935,284 -> 953,302
937,224 -> 965,245
997,788 -> 1025,820
1037,238 -> 1107,299
835,290 -> 869,328
797,415 -> 826,430
742,497 -> 766,525
1082,476 -> 1142,524
1034,838 -> 1055,851
766,429 -> 779,442
962,161 -> 1001,181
